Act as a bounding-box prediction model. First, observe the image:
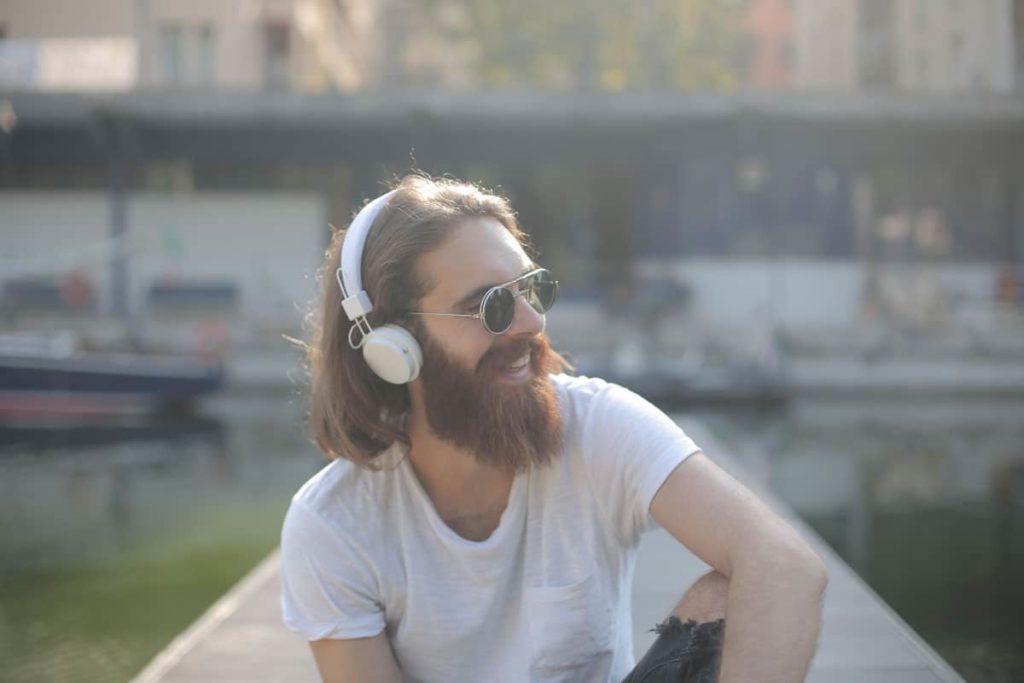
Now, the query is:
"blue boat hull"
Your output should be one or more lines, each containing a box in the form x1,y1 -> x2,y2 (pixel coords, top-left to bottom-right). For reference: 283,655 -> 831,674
0,353 -> 224,418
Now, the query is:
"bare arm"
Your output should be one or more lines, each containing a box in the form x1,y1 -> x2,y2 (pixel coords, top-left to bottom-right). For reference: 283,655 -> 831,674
309,632 -> 404,683
650,452 -> 828,683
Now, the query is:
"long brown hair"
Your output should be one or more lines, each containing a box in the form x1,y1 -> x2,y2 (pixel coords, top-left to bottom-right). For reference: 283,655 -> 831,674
300,173 -> 562,467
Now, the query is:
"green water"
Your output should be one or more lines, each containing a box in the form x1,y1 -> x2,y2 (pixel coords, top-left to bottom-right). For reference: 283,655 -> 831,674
0,508 -> 276,682
0,396 -> 321,683
694,398 -> 1024,683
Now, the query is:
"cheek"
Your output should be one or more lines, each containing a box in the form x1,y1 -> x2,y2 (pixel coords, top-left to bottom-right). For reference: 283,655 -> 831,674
423,319 -> 492,368
464,334 -> 498,371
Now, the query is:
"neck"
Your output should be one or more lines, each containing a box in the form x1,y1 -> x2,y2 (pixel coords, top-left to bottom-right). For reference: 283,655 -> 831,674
405,385 -> 515,538
406,394 -> 513,493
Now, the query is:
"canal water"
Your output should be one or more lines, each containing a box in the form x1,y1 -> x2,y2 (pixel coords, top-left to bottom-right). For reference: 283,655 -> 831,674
689,398 -> 1024,683
1,393 -> 1021,682
0,394 -> 323,683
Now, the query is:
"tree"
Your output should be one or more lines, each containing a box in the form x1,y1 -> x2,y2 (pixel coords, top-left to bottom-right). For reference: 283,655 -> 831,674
449,0 -> 745,90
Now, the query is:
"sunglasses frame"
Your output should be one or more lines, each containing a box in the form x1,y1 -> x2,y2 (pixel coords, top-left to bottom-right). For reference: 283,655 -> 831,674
408,268 -> 558,335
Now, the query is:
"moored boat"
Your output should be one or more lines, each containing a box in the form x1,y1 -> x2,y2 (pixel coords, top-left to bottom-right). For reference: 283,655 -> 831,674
0,332 -> 224,420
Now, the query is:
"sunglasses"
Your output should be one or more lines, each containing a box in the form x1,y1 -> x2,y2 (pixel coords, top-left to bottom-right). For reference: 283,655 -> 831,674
409,268 -> 558,335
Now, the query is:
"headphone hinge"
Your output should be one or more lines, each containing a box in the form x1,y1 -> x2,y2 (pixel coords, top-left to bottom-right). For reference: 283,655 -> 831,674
342,290 -> 373,321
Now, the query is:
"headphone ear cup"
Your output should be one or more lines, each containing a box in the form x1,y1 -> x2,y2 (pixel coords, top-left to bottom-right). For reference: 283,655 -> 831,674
362,325 -> 423,384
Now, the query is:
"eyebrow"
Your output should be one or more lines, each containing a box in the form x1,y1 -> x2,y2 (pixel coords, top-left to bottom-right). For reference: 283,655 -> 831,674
452,265 -> 537,310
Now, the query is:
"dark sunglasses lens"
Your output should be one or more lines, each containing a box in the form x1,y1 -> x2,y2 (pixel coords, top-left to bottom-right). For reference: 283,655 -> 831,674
528,271 -> 557,313
483,287 -> 515,333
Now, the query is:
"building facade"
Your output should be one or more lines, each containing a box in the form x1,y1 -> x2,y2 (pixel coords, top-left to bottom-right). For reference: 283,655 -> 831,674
794,0 -> 1018,92
794,0 -> 860,91
2,3 -> 1022,342
0,0 -> 379,92
0,0 -> 475,92
892,0 -> 1015,92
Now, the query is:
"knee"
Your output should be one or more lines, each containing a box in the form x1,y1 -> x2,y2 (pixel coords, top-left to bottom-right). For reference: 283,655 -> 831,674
671,570 -> 729,623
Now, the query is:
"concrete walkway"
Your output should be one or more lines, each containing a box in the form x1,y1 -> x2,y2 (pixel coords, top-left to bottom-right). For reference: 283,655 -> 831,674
132,418 -> 964,683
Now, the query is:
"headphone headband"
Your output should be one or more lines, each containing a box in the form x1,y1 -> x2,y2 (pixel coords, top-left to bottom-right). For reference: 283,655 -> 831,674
335,187 -> 423,384
338,189 -> 398,321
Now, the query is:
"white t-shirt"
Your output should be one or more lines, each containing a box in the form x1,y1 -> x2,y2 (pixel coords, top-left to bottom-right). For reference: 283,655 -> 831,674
280,374 -> 700,683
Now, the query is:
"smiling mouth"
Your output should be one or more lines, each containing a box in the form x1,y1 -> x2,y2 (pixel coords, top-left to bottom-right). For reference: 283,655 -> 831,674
502,350 -> 531,376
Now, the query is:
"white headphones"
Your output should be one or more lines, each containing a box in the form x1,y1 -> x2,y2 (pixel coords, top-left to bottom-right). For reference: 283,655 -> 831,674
336,190 -> 424,385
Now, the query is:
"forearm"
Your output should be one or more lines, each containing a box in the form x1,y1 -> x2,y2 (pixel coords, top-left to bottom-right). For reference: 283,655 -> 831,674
718,550 -> 827,683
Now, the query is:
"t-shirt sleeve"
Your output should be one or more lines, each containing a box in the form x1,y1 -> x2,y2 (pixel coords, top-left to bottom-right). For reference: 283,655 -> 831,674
279,499 -> 386,641
577,379 -> 701,547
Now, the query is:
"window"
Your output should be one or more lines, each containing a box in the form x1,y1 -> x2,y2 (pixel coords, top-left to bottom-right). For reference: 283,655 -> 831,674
198,25 -> 215,85
859,0 -> 895,88
159,23 -> 216,87
160,24 -> 184,85
264,21 -> 290,90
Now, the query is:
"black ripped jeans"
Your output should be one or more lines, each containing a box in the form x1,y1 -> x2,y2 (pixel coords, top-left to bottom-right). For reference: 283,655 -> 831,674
621,617 -> 725,683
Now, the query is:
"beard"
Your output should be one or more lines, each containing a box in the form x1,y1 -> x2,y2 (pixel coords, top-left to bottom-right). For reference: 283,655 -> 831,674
416,331 -> 564,473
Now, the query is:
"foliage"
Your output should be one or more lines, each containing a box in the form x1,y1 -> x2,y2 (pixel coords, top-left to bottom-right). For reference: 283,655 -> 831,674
449,0 -> 745,90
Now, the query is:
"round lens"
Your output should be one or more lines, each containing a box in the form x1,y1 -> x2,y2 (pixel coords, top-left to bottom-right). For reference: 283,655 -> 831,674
528,270 -> 557,313
482,287 -> 515,334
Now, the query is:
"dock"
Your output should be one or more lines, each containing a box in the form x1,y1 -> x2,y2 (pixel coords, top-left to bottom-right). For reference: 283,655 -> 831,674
131,418 -> 965,683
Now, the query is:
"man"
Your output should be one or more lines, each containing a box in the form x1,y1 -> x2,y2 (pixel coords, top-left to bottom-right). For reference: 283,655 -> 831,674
281,174 -> 827,682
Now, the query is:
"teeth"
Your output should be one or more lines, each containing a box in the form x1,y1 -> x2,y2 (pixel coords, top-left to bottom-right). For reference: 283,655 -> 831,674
505,352 -> 530,371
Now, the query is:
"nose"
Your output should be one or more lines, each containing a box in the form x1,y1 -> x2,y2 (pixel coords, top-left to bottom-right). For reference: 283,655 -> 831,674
505,292 -> 545,338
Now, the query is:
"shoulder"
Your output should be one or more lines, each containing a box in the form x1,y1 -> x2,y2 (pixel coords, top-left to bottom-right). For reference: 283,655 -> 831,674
280,455 -> 398,641
548,374 -> 700,544
291,457 -> 364,518
550,371 -> 611,395
284,450 -> 400,546
550,371 -> 697,460
550,372 -> 616,408
551,372 -> 650,423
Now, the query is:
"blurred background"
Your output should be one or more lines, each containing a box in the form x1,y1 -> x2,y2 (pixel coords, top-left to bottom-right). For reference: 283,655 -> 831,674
0,0 -> 1022,681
